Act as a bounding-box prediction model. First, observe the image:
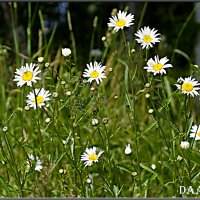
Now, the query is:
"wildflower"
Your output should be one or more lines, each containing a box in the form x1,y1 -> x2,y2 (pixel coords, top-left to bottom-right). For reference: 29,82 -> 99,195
177,155 -> 183,161
26,88 -> 51,110
175,76 -> 200,97
61,81 -> 66,85
132,171 -> 137,176
45,118 -> 51,123
108,10 -> 134,32
2,126 -> 8,132
102,118 -> 108,124
45,62 -> 50,68
92,118 -> 99,126
52,92 -> 58,98
114,95 -> 118,99
90,87 -> 95,91
131,49 -> 135,53
190,125 -> 200,140
86,178 -> 92,184
62,48 -> 71,57
59,168 -> 66,174
109,68 -> 113,72
145,93 -> 150,99
81,146 -> 104,167
101,36 -> 106,41
66,91 -> 72,96
180,141 -> 190,149
145,83 -> 151,88
144,55 -> 173,76
151,164 -> 156,170
27,154 -> 43,171
24,105 -> 30,111
83,61 -> 106,84
148,109 -> 154,114
38,57 -> 44,63
13,63 -> 41,87
125,144 -> 132,154
135,26 -> 161,49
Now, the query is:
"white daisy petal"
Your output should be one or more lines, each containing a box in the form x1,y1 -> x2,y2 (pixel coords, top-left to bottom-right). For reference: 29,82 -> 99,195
190,125 -> 200,140
80,146 -> 104,168
13,63 -> 41,87
26,88 -> 51,110
83,61 -> 106,84
175,76 -> 200,97
135,26 -> 161,49
107,10 -> 134,32
144,55 -> 173,76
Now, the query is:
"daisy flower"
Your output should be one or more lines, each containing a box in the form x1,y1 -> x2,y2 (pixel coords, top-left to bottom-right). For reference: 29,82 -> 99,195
135,26 -> 161,49
144,55 -> 173,75
83,61 -> 106,84
13,63 -> 41,87
26,88 -> 51,109
27,154 -> 43,171
80,146 -> 104,167
107,10 -> 134,32
175,76 -> 200,97
190,125 -> 200,140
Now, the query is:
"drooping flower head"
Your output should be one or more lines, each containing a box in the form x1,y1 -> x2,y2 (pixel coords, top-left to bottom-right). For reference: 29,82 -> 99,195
175,76 -> 200,97
26,88 -> 51,109
27,154 -> 43,171
83,61 -> 106,84
135,26 -> 161,49
13,63 -> 41,87
107,10 -> 134,32
190,125 -> 200,140
144,55 -> 173,75
81,146 -> 104,167
125,144 -> 132,155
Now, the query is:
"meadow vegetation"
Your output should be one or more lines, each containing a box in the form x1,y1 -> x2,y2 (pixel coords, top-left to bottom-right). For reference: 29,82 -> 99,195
1,2 -> 200,197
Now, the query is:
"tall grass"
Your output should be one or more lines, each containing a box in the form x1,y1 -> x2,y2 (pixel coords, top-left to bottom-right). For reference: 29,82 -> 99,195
0,2 -> 200,197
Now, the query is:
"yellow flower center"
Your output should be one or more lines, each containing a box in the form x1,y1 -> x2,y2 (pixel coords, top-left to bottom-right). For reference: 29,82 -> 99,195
153,63 -> 163,71
197,132 -> 200,137
143,35 -> 153,43
116,19 -> 126,27
90,70 -> 99,78
182,82 -> 193,92
88,154 -> 98,161
22,71 -> 33,81
34,96 -> 44,105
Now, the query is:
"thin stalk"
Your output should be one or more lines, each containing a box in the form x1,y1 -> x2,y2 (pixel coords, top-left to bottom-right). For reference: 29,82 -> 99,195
33,88 -> 44,154
27,2 -> 32,60
10,3 -> 20,67
89,16 -> 98,61
67,10 -> 77,68
171,3 -> 200,62
132,2 -> 148,49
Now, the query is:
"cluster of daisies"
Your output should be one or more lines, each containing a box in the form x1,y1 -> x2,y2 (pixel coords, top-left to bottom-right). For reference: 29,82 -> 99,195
81,10 -> 200,166
13,63 -> 51,110
12,9 -> 200,169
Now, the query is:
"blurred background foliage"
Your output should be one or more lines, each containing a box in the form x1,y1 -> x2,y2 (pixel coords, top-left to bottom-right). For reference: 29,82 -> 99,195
0,2 -> 199,74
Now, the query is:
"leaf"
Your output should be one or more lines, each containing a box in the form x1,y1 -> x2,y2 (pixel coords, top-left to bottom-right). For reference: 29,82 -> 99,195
140,163 -> 163,185
141,121 -> 158,135
158,160 -> 175,175
174,49 -> 191,64
184,150 -> 200,165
